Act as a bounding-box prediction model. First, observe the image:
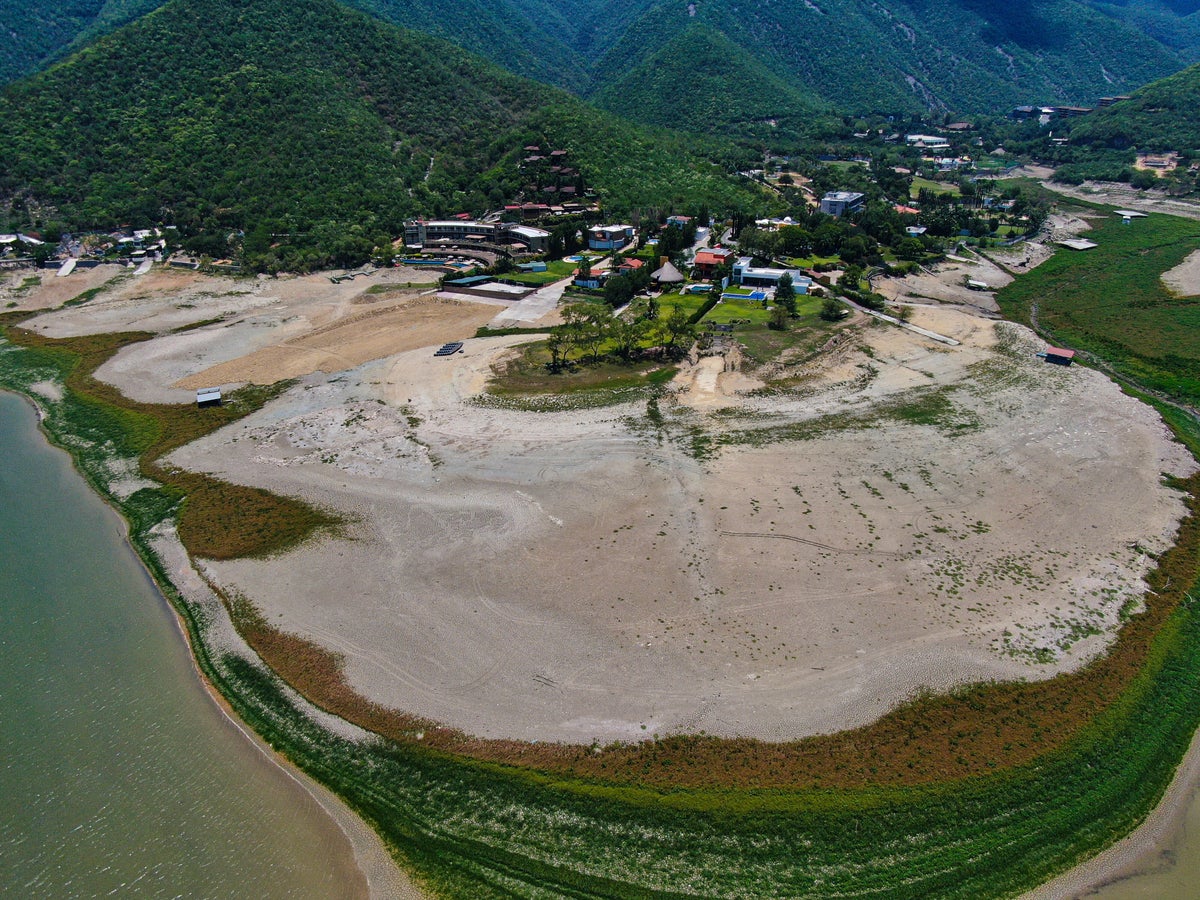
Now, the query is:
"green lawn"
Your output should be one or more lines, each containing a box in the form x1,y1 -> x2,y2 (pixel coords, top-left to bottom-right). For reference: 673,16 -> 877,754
911,176 -> 961,198
501,259 -> 579,286
704,294 -> 771,324
702,292 -> 823,326
657,291 -> 709,320
996,210 -> 1200,403
786,255 -> 839,268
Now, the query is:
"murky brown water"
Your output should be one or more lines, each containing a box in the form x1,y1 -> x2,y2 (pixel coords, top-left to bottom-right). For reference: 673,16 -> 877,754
0,392 -> 365,898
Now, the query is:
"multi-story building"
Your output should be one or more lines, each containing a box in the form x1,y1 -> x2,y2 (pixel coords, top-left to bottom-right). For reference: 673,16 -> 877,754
819,191 -> 865,218
403,220 -> 550,253
587,224 -> 636,250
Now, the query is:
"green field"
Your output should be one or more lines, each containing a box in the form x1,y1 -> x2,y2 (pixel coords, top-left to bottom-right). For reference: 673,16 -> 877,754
911,176 -> 961,198
700,293 -> 824,326
657,291 -> 710,320
501,259 -> 580,286
996,211 -> 1200,403
785,254 -> 839,268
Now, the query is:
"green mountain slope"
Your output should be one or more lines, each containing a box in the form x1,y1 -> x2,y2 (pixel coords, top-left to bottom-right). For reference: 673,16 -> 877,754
1087,0 -> 1200,58
589,24 -> 827,137
344,0 -> 588,92
584,0 -> 1190,116
0,0 -> 161,84
1066,62 -> 1200,151
5,0 -> 1200,116
0,0 -> 589,91
0,0 -> 758,268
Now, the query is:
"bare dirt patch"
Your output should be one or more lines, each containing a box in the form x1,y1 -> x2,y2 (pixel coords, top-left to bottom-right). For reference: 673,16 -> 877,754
15,269 -> 491,404
874,254 -> 1010,313
164,310 -> 1194,745
0,263 -> 125,311
26,266 -> 1193,748
175,297 -> 495,388
1044,180 -> 1200,222
1162,248 -> 1200,297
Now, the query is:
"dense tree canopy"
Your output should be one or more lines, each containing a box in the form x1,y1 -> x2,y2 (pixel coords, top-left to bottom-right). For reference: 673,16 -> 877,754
0,0 -> 762,271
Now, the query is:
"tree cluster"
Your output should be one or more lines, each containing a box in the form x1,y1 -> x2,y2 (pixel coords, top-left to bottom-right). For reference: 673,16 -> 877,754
546,301 -> 695,371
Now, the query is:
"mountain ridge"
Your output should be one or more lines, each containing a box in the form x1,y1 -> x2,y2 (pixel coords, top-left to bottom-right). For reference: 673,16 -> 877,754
0,0 -> 759,269
5,0 -> 1200,119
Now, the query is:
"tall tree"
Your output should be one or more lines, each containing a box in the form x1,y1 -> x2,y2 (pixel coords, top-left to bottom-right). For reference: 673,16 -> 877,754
776,273 -> 797,317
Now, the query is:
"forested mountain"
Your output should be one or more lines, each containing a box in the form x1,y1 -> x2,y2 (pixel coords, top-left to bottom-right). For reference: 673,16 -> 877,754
1,0 -> 591,91
1087,0 -> 1200,58
6,0 -> 1200,117
579,0 -> 1192,119
588,25 -> 828,137
0,0 -> 758,270
1065,62 -> 1200,152
0,0 -> 161,84
339,0 -> 589,92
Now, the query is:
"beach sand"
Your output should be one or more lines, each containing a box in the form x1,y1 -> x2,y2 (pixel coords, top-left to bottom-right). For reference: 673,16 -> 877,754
13,267 -> 1198,897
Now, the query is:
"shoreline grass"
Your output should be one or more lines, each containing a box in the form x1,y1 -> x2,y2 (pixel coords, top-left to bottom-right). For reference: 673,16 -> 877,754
996,211 -> 1200,405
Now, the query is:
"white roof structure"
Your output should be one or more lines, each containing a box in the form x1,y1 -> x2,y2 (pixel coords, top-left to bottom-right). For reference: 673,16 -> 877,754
509,225 -> 550,240
733,257 -> 813,286
906,134 -> 950,147
590,224 -> 634,236
1113,210 -> 1149,218
1059,239 -> 1099,251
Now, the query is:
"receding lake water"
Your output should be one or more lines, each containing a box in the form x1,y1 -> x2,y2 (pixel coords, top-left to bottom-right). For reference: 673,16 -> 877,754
1088,775 -> 1200,900
0,392 -> 364,898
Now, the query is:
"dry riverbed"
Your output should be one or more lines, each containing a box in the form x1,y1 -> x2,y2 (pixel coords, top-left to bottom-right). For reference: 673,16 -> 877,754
12,267 -> 1192,748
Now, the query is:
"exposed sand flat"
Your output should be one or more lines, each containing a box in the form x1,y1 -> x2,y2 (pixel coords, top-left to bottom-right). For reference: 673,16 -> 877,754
13,268 -> 1195,748
11,262 -> 1200,897
1162,248 -> 1200,297
1043,180 -> 1200,223
15,268 -> 487,404
875,256 -> 1009,313
0,263 -> 126,311
163,309 -> 1194,744
174,296 -> 496,389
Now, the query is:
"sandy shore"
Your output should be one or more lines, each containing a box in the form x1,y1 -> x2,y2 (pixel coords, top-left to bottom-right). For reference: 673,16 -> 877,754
11,260 -> 1199,895
1023,721 -> 1200,899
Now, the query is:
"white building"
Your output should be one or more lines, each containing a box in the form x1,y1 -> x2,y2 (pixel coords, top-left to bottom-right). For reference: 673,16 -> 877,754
819,192 -> 865,218
732,258 -> 812,292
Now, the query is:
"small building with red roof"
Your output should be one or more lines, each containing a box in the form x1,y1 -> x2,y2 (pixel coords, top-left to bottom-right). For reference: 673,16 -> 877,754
1042,347 -> 1076,366
693,247 -> 735,277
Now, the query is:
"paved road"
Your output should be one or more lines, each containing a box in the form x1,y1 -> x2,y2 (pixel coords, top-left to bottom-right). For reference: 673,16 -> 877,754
487,255 -> 618,328
487,276 -> 573,328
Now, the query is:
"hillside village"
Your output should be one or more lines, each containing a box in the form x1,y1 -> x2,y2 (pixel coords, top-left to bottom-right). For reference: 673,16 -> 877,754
3,122 -> 1068,380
